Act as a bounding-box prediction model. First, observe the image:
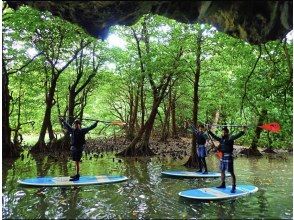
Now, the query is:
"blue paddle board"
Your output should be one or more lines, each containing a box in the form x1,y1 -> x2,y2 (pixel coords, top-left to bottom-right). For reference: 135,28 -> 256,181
161,170 -> 231,178
18,175 -> 128,187
179,185 -> 258,200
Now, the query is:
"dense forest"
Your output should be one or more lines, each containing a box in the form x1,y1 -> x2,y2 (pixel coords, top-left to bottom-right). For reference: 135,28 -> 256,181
3,5 -> 293,159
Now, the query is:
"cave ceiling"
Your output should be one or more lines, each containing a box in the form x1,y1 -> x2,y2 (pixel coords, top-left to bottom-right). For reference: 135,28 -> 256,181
7,1 -> 293,44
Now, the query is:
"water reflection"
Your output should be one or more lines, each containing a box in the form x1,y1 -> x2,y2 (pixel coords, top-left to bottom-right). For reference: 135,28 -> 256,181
2,152 -> 293,219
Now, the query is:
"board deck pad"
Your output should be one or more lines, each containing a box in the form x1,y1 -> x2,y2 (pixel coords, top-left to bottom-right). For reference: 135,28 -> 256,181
18,175 -> 128,187
179,185 -> 258,200
161,170 -> 231,178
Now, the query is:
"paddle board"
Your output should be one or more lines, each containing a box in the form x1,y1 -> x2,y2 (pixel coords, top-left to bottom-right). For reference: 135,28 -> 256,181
179,185 -> 258,200
161,170 -> 231,178
18,175 -> 128,187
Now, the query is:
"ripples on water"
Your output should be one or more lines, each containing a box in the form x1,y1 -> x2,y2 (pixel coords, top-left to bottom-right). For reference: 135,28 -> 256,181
2,152 -> 293,219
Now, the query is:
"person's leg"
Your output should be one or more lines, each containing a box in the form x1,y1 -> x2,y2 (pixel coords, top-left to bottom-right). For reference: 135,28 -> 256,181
202,157 -> 208,173
196,147 -> 202,172
70,161 -> 80,181
230,171 -> 236,192
197,156 -> 203,172
216,171 -> 226,188
70,149 -> 77,178
70,150 -> 82,181
217,159 -> 226,188
230,160 -> 236,193
76,161 -> 80,176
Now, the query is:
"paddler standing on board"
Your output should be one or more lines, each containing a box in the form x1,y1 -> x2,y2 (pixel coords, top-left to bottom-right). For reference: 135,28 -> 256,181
59,117 -> 98,181
195,124 -> 209,174
207,125 -> 247,193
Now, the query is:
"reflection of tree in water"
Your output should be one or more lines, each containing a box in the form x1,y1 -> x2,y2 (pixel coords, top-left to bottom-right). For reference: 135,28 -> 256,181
61,187 -> 82,219
121,157 -> 157,218
34,188 -> 48,219
183,198 -> 237,219
30,152 -> 69,176
255,188 -> 268,218
2,157 -> 18,186
215,200 -> 237,219
248,157 -> 269,216
56,156 -> 69,176
30,153 -> 54,176
32,187 -> 82,219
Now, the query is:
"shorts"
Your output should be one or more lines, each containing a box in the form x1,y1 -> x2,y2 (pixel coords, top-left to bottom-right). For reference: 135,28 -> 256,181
220,154 -> 234,172
197,145 -> 207,158
70,146 -> 84,162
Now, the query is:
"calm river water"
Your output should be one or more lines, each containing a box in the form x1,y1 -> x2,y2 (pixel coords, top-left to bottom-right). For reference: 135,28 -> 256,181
2,151 -> 293,219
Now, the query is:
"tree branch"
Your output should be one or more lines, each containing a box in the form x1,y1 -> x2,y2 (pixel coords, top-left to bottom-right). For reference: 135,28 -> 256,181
240,45 -> 262,114
8,51 -> 43,75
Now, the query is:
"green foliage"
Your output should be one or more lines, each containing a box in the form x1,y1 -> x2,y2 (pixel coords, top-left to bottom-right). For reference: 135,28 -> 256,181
4,5 -> 292,149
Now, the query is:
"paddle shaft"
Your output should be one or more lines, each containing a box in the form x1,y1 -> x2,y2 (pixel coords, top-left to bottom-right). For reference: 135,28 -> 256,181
59,116 -> 113,124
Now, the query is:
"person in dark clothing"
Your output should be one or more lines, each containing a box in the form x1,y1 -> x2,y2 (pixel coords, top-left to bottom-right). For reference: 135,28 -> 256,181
208,126 -> 247,193
195,124 -> 209,174
60,118 -> 98,181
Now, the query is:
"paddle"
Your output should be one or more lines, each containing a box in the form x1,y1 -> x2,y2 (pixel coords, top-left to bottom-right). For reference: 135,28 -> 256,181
83,118 -> 127,126
202,122 -> 281,133
59,116 -> 127,127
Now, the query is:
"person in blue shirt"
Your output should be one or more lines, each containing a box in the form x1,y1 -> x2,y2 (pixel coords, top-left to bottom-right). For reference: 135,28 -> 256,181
60,118 -> 98,181
208,126 -> 247,193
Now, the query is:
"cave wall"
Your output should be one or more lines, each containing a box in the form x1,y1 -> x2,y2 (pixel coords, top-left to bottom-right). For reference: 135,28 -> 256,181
7,1 -> 293,44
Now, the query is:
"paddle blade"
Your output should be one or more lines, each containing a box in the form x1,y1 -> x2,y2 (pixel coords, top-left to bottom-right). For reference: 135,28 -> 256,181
110,121 -> 127,126
258,122 -> 281,133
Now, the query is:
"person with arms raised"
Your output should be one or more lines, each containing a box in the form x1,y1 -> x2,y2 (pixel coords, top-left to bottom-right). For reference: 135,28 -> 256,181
60,118 -> 98,181
208,125 -> 247,193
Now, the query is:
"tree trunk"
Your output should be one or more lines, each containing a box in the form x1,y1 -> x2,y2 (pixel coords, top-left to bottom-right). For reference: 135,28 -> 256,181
47,120 -> 55,140
117,99 -> 159,157
127,86 -> 139,141
184,28 -> 203,168
262,131 -> 276,153
136,99 -> 158,155
68,87 -> 76,124
212,110 -> 220,133
2,61 -> 19,157
160,94 -> 171,142
140,78 -> 145,129
12,91 -> 22,147
32,103 -> 52,152
171,90 -> 178,138
251,109 -> 267,150
118,17 -> 182,157
240,108 -> 267,156
31,76 -> 57,152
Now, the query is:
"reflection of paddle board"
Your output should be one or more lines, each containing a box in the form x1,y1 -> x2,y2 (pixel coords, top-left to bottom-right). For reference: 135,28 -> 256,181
161,170 -> 231,178
179,185 -> 258,200
18,175 -> 128,187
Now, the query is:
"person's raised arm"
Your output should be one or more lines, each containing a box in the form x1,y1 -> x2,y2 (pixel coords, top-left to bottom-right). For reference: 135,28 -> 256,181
230,126 -> 247,140
207,126 -> 221,142
59,117 -> 73,132
82,121 -> 98,133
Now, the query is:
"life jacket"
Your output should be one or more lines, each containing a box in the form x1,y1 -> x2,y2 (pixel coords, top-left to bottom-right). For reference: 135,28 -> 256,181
73,129 -> 86,147
219,136 -> 234,154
